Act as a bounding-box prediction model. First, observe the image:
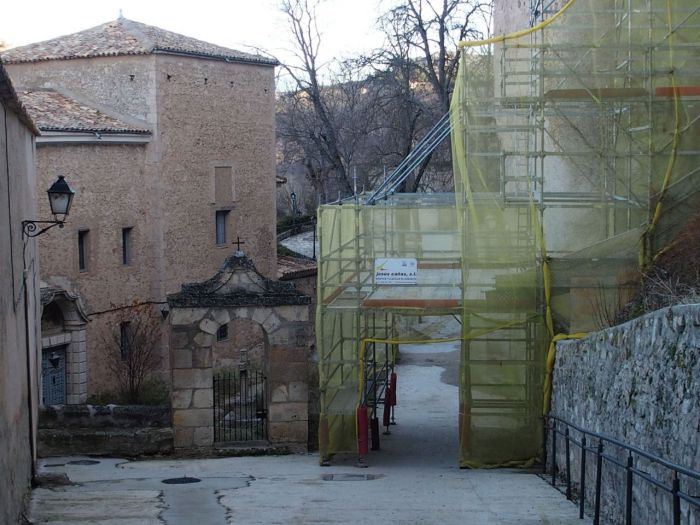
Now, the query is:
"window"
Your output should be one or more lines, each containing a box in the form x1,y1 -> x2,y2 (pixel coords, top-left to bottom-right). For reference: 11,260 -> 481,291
216,323 -> 229,342
122,227 -> 132,265
78,229 -> 89,271
119,321 -> 131,360
215,210 -> 229,245
214,166 -> 234,203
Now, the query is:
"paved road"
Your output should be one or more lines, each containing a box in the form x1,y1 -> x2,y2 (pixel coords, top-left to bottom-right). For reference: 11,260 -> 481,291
280,230 -> 318,259
29,323 -> 586,524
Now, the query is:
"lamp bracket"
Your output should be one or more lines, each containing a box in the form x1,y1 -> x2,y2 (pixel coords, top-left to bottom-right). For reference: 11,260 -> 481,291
22,220 -> 65,238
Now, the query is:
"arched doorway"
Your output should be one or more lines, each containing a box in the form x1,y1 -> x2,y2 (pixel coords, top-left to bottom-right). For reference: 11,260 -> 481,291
40,285 -> 89,405
167,252 -> 313,451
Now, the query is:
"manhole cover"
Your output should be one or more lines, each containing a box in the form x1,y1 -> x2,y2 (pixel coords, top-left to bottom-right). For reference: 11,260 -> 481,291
322,473 -> 381,481
162,477 -> 201,484
67,460 -> 100,466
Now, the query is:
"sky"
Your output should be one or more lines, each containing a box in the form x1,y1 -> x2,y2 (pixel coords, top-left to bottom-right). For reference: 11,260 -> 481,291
0,0 -> 387,70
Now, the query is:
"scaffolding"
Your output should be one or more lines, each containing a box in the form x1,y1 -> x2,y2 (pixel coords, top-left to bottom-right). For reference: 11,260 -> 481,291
317,0 -> 700,467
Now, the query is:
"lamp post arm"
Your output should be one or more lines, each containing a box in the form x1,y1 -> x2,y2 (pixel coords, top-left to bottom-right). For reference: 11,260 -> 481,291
21,220 -> 65,238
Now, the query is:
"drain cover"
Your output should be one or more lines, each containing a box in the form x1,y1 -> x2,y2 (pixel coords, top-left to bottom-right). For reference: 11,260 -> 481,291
44,463 -> 66,468
162,477 -> 201,484
322,473 -> 381,481
67,460 -> 100,466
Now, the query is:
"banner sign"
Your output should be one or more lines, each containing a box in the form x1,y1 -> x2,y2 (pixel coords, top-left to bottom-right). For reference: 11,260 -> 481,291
374,258 -> 417,285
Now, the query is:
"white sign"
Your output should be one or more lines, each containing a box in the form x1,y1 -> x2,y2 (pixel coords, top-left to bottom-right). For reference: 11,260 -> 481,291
374,258 -> 417,285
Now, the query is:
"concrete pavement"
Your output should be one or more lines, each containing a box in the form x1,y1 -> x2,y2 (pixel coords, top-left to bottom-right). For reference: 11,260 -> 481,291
28,323 -> 587,524
279,230 -> 318,259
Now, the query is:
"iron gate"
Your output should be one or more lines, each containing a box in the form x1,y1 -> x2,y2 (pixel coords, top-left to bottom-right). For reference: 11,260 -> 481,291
213,369 -> 268,442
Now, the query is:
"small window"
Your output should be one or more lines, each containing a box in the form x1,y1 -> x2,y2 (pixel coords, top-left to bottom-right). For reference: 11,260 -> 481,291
216,323 -> 229,342
214,166 -> 234,203
78,229 -> 89,271
215,210 -> 229,245
119,321 -> 131,360
122,227 -> 132,265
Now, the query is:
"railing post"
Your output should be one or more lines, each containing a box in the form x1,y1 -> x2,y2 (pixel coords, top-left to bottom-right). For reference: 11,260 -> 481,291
552,419 -> 557,486
625,454 -> 633,525
213,374 -> 217,442
672,474 -> 680,525
579,435 -> 587,520
565,426 -> 572,500
594,440 -> 604,525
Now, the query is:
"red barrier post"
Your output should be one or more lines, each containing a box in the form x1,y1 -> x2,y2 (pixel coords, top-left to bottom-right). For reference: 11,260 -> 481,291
383,386 -> 392,433
357,405 -> 369,456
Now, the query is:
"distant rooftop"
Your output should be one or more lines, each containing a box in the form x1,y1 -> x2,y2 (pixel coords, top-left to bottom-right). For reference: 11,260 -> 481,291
1,17 -> 278,66
0,62 -> 39,134
277,255 -> 317,281
17,90 -> 150,134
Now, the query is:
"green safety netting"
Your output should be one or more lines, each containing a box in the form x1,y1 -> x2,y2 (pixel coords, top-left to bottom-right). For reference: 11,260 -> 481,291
317,0 -> 700,467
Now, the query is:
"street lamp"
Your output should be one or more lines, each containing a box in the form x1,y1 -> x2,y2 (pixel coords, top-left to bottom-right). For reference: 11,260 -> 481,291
290,191 -> 298,217
20,175 -> 75,478
290,191 -> 299,234
22,175 -> 76,238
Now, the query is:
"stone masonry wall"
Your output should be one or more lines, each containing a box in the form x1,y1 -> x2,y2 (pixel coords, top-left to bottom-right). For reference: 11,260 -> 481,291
156,55 -> 277,288
551,305 -> 700,525
170,304 -> 311,450
38,404 -> 172,457
0,75 -> 40,525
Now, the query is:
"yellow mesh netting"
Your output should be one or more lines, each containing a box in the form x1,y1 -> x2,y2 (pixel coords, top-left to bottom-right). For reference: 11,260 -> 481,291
316,0 -> 700,468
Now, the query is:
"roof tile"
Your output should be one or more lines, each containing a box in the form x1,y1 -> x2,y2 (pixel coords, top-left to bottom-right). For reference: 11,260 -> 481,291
17,90 -> 150,134
2,18 -> 278,66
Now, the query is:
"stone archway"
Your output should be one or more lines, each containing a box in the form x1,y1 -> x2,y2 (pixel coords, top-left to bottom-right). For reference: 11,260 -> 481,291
40,285 -> 89,405
167,252 -> 312,450
212,318 -> 268,372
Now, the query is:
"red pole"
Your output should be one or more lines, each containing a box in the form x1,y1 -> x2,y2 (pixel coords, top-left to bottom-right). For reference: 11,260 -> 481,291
357,405 -> 369,456
383,387 -> 392,428
390,372 -> 397,406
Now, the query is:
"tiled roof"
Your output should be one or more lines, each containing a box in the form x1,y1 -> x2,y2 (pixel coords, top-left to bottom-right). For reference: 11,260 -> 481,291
2,18 -> 278,66
277,255 -> 317,281
17,90 -> 150,134
0,62 -> 39,135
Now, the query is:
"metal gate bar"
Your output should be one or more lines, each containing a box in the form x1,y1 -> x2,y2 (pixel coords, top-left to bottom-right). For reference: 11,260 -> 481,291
213,369 -> 268,442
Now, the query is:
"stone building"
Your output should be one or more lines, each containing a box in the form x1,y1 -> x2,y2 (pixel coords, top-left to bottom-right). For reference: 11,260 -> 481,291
0,62 -> 41,524
2,18 -> 279,399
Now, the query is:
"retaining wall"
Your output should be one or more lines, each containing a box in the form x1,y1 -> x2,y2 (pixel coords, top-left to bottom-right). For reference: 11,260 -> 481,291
551,304 -> 700,524
38,404 -> 172,457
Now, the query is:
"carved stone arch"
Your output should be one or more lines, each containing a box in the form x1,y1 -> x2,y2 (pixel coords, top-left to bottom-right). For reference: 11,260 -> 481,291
167,252 -> 312,450
40,285 -> 89,404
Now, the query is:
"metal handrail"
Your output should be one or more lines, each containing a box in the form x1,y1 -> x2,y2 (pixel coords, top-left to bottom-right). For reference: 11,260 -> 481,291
547,414 -> 700,525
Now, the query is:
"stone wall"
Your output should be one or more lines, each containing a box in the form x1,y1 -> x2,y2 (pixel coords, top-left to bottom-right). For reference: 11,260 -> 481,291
0,66 -> 40,525
32,143 -> 161,393
7,48 -> 278,400
156,54 -> 278,287
38,405 -> 172,457
169,303 -> 312,450
7,56 -> 157,126
551,305 -> 700,524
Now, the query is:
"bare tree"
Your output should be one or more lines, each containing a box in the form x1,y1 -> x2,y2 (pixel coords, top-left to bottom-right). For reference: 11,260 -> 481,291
380,0 -> 490,113
280,0 -> 356,199
276,0 -> 491,200
371,0 -> 491,191
104,305 -> 162,404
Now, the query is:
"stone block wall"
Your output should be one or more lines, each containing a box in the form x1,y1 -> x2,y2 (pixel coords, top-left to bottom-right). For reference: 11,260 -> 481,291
38,404 -> 172,457
0,67 -> 40,525
169,304 -> 312,451
551,304 -> 700,525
